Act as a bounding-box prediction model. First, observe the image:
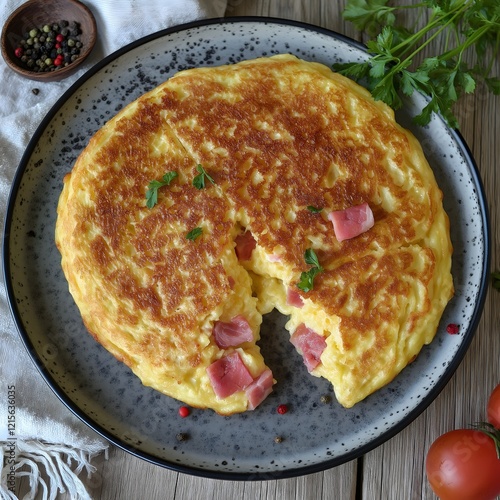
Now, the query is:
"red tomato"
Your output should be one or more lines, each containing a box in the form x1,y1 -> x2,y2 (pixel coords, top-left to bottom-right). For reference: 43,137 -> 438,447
426,429 -> 500,500
487,383 -> 500,429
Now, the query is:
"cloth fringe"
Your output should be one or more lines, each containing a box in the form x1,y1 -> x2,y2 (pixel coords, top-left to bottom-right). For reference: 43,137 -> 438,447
0,440 -> 108,500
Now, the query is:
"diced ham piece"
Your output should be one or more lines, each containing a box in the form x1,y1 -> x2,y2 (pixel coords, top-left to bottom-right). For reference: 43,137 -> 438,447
234,230 -> 256,260
213,315 -> 254,348
286,287 -> 304,308
207,352 -> 254,399
245,369 -> 274,410
290,324 -> 327,372
328,202 -> 374,242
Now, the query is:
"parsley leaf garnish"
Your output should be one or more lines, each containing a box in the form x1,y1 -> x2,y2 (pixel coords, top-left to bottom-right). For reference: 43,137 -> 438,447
334,0 -> 500,128
297,248 -> 324,292
307,205 -> 323,213
145,171 -> 178,208
186,227 -> 203,241
343,0 -> 396,37
192,164 -> 215,190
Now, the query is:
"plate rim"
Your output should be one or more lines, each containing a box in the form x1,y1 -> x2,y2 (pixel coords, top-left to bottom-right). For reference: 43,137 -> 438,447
2,15 -> 491,480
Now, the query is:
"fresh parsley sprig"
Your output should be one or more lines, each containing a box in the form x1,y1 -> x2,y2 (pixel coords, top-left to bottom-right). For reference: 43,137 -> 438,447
186,227 -> 203,241
193,164 -> 215,189
335,0 -> 500,128
145,171 -> 178,208
297,248 -> 324,292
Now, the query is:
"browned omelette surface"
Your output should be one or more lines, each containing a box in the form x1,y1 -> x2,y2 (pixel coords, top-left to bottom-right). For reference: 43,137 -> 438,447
55,54 -> 454,414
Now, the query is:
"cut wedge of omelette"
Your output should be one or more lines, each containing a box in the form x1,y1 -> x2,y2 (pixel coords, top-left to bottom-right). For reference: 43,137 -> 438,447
55,54 -> 454,414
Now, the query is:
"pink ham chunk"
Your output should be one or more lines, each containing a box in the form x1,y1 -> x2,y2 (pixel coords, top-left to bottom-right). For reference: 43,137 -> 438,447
290,324 -> 327,372
213,315 -> 254,348
286,287 -> 304,308
245,369 -> 274,410
207,352 -> 254,399
328,202 -> 374,242
234,230 -> 256,260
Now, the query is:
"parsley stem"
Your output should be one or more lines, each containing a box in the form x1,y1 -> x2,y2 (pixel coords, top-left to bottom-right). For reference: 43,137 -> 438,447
439,21 -> 496,63
395,5 -> 467,64
374,3 -> 470,96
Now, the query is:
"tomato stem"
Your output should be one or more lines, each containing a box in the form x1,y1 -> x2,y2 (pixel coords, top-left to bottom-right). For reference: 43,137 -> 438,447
472,422 -> 500,459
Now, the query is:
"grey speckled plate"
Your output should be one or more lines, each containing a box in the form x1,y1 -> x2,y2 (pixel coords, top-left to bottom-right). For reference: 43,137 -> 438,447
3,18 -> 490,479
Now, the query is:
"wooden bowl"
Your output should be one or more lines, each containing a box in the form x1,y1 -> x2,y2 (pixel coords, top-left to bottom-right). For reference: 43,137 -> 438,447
1,0 -> 97,82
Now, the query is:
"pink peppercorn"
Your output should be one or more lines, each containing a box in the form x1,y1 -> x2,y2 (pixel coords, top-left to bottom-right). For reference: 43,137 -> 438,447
56,33 -> 65,42
277,404 -> 288,415
178,406 -> 190,418
14,47 -> 23,58
446,323 -> 459,334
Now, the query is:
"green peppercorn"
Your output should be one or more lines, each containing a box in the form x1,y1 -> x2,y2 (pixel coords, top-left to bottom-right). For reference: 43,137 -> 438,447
44,58 -> 53,66
29,28 -> 38,38
26,38 -> 34,46
42,24 -> 50,33
67,38 -> 75,47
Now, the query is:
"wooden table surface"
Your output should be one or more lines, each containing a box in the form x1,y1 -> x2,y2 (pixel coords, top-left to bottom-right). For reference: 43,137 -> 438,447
20,1 -> 499,499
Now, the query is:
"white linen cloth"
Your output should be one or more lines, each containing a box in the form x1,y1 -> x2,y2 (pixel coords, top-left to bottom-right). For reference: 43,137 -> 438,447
0,1 -> 227,498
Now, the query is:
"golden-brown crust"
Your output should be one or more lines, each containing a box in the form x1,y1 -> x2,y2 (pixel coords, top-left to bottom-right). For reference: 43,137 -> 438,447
55,54 -> 453,412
